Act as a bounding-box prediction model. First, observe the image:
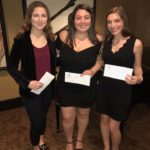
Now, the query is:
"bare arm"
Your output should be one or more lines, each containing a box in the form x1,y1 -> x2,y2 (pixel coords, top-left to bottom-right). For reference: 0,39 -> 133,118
125,39 -> 143,84
82,34 -> 104,76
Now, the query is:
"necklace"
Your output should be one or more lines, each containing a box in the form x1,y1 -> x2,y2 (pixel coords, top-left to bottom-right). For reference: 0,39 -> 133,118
111,37 -> 127,53
74,37 -> 88,52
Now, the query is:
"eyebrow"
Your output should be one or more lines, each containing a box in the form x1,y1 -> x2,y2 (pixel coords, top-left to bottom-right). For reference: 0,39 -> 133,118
75,14 -> 90,17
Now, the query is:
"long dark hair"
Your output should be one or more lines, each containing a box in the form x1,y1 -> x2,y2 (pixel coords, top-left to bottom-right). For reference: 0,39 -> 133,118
66,4 -> 99,48
105,6 -> 132,39
18,1 -> 54,40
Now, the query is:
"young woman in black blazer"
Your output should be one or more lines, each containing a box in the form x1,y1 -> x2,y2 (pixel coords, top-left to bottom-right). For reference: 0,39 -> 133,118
7,1 -> 56,150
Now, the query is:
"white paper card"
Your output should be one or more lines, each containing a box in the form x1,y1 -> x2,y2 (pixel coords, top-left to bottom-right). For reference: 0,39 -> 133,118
65,72 -> 91,86
31,72 -> 55,95
104,64 -> 133,81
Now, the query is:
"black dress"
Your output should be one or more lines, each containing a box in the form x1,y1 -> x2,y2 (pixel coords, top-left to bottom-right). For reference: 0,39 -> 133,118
96,36 -> 135,121
56,36 -> 101,108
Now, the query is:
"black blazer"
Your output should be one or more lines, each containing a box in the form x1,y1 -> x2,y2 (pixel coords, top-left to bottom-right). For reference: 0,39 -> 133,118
7,31 -> 56,98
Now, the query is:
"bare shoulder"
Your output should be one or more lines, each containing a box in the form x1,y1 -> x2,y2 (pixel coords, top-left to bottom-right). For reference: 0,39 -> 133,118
135,39 -> 143,47
134,39 -> 143,53
59,30 -> 68,43
96,33 -> 104,42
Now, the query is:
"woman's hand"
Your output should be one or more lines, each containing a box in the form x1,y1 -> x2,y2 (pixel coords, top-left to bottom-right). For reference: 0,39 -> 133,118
81,69 -> 95,77
125,75 -> 143,85
28,80 -> 43,90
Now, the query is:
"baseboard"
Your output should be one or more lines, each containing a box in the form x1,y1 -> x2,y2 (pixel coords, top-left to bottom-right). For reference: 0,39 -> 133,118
0,97 -> 23,111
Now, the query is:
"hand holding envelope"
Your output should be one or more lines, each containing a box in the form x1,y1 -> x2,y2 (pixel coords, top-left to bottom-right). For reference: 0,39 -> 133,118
31,72 -> 55,95
104,64 -> 133,81
65,72 -> 91,86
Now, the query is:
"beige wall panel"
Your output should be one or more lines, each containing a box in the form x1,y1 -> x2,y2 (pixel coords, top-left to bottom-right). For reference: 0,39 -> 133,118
95,0 -> 150,47
2,0 -> 24,52
0,0 -> 23,100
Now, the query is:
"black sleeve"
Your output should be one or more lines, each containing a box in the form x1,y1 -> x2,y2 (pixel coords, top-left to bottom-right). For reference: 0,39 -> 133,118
55,35 -> 63,66
7,37 -> 30,89
55,34 -> 63,50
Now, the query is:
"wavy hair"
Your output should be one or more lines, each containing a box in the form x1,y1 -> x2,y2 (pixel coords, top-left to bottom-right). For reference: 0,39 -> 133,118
66,4 -> 99,48
18,1 -> 54,40
105,6 -> 132,39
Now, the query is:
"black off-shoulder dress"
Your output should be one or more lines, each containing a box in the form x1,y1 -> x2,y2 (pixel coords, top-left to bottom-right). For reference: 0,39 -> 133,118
56,36 -> 101,108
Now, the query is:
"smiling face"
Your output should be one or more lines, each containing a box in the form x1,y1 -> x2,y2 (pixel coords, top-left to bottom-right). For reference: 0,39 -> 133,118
106,12 -> 124,36
74,9 -> 92,33
31,7 -> 48,31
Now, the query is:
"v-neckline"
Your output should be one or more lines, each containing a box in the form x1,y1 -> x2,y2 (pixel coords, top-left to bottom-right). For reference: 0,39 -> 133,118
68,44 -> 96,53
111,36 -> 131,54
58,36 -> 97,53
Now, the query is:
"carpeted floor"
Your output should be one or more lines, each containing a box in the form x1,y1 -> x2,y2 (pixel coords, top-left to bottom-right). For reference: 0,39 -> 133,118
0,101 -> 150,150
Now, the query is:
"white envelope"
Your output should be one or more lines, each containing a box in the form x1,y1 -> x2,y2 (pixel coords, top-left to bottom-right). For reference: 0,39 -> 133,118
104,64 -> 133,81
65,72 -> 91,86
31,72 -> 55,95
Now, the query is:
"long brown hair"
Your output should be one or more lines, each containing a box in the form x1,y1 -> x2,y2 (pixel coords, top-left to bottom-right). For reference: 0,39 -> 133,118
105,6 -> 132,39
66,4 -> 99,48
18,1 -> 54,40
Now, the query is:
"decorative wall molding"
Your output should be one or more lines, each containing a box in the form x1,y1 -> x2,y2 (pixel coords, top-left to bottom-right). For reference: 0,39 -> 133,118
0,0 -> 9,70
